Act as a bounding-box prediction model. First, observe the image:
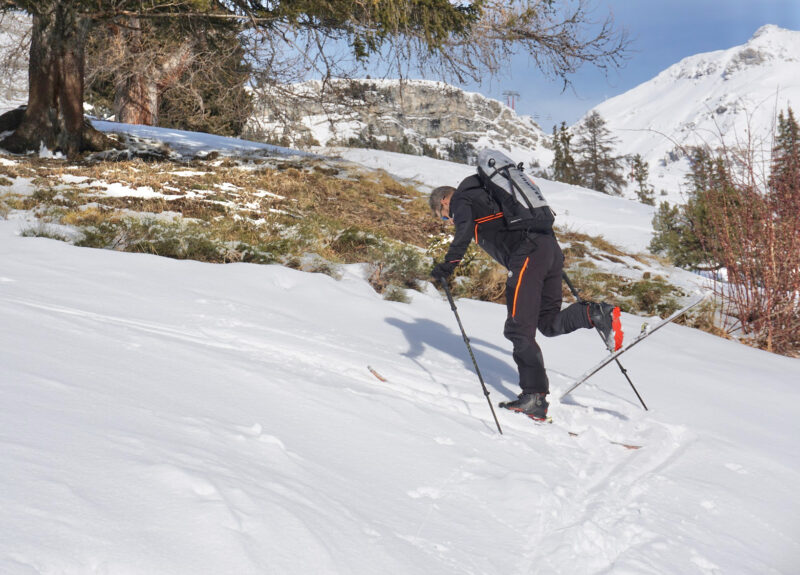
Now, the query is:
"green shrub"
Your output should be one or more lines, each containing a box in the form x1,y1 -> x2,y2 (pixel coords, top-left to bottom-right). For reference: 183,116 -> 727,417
329,227 -> 383,262
383,285 -> 410,303
426,233 -> 507,303
75,221 -> 121,249
20,222 -> 70,242
621,278 -> 681,316
377,244 -> 428,290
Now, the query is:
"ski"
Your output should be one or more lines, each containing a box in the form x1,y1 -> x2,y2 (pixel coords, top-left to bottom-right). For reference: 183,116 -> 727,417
560,294 -> 708,401
500,409 -> 642,449
566,431 -> 642,450
367,365 -> 387,382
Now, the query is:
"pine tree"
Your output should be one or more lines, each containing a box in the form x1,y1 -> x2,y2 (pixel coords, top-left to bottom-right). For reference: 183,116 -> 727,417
769,107 -> 800,221
573,111 -> 626,195
648,147 -> 727,270
86,15 -> 252,136
771,107 -> 800,178
628,153 -> 655,205
550,122 -> 579,185
1,0 -> 629,158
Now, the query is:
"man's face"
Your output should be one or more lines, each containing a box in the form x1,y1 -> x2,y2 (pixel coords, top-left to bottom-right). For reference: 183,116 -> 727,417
439,194 -> 453,224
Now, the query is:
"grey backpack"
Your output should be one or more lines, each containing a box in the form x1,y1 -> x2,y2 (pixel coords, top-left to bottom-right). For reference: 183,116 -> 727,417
476,149 -> 554,233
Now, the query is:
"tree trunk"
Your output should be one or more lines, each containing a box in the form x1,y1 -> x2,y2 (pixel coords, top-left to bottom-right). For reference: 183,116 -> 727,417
115,75 -> 160,125
113,17 -> 159,126
0,3 -> 114,158
112,17 -> 193,127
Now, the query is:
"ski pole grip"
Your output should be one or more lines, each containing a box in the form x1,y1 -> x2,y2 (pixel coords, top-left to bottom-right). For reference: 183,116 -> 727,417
439,277 -> 458,311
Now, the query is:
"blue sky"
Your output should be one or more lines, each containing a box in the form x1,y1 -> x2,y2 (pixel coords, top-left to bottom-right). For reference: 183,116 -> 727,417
460,0 -> 800,129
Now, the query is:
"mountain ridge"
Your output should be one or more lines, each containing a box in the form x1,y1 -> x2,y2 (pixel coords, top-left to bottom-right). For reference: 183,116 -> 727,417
590,24 -> 800,201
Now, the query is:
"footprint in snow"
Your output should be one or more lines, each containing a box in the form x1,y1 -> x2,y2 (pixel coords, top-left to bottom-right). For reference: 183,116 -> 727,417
408,487 -> 442,500
153,465 -> 220,499
724,462 -> 748,474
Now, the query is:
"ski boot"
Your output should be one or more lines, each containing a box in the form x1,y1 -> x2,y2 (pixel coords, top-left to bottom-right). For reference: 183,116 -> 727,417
499,393 -> 549,421
589,302 -> 624,352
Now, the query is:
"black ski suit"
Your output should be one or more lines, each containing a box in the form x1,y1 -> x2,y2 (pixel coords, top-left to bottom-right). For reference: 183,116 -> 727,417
442,175 -> 592,394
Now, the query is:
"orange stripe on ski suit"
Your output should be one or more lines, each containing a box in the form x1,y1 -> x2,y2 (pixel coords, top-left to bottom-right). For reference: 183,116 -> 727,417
512,257 -> 530,318
474,212 -> 504,242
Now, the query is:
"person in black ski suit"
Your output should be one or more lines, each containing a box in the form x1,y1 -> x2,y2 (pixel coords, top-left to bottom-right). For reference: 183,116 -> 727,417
430,178 -> 621,420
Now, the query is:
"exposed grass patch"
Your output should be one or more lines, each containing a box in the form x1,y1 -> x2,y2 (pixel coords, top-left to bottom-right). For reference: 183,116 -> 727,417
557,227 -> 627,258
561,240 -> 589,260
8,153 -> 696,318
427,234 -> 508,304
563,267 -> 685,317
9,155 -> 443,300
20,222 -> 71,242
0,163 -> 23,179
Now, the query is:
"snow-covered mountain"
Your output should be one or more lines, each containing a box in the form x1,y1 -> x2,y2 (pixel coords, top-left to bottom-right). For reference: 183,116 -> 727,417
592,25 -> 800,201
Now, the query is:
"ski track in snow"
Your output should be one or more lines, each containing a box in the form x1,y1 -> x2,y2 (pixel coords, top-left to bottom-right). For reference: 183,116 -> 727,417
3,222 -> 798,573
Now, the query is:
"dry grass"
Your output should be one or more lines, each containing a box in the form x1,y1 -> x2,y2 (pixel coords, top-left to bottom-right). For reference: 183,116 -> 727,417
2,153 -> 442,295
3,151 -> 705,320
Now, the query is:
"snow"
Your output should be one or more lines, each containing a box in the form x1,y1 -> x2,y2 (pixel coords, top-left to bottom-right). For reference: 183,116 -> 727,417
2,124 -> 800,573
92,120 -> 308,159
1,208 -> 799,574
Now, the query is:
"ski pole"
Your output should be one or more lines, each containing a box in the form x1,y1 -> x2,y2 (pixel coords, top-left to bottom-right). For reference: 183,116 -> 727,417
439,278 -> 503,434
562,271 -> 649,411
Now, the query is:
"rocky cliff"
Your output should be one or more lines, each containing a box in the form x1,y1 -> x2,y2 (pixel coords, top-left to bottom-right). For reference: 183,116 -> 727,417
249,79 -> 552,167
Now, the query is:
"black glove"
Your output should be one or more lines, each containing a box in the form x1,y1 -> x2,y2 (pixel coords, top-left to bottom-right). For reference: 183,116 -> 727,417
431,261 -> 456,282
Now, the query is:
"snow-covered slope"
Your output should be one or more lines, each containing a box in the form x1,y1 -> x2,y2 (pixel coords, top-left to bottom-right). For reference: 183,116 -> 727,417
331,147 -> 655,253
2,109 -> 799,574
0,12 -> 28,112
592,25 -> 800,201
2,208 -> 800,574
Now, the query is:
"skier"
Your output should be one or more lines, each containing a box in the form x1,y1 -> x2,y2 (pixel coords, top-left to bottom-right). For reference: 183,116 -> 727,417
430,180 -> 623,421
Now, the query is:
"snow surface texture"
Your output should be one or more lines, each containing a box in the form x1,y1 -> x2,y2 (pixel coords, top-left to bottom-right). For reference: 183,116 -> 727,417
593,25 -> 800,202
2,125 -> 800,573
2,211 -> 799,574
